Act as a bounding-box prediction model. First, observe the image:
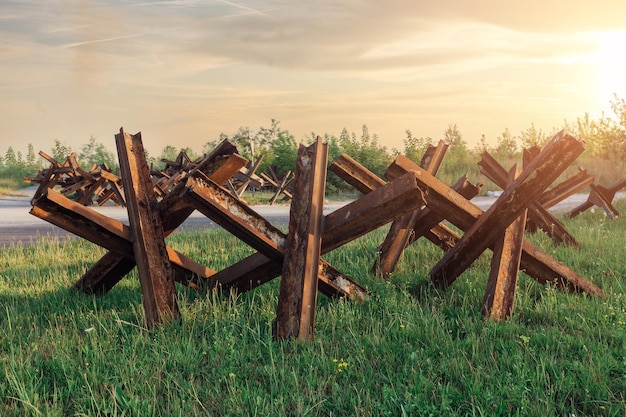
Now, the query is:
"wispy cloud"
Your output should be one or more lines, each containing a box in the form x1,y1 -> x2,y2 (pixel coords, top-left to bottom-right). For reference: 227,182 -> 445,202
1,0 -> 625,154
61,31 -> 159,49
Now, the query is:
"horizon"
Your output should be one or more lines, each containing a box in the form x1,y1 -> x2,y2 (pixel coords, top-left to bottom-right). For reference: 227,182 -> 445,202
2,1 -> 626,156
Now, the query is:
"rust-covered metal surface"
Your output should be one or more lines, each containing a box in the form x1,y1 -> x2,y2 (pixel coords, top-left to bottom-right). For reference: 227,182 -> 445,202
418,140 -> 449,177
115,128 -> 180,328
72,143 -> 245,294
429,131 -> 585,288
538,167 -> 594,209
26,126 -> 606,332
385,152 -> 604,297
378,156 -> 481,277
322,172 -> 426,252
183,174 -> 369,301
260,169 -> 293,205
329,153 -> 386,194
187,163 -> 428,300
569,178 -> 626,219
483,216 -> 525,320
373,141 -> 448,278
30,186 -> 213,289
478,151 -> 580,247
185,177 -> 286,258
331,152 -> 481,277
481,166 -> 526,321
228,154 -> 265,199
26,150 -> 127,207
276,138 -> 328,341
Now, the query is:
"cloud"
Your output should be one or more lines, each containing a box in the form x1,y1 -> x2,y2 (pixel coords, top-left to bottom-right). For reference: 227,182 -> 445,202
1,1 -> 610,85
164,1 -> 607,78
0,0 -> 622,153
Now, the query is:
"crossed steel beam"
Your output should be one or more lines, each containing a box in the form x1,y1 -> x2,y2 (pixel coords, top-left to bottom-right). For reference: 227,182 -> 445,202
33,135 -> 428,329
478,151 -> 581,246
329,131 -> 603,319
29,129 -> 605,329
569,178 -> 626,219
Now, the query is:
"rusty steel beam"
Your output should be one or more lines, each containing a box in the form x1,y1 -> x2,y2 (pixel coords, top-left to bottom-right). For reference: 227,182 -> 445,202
419,140 -> 449,177
478,151 -> 580,247
322,172 -> 426,253
328,153 -> 387,194
185,178 -> 286,259
423,223 -> 460,251
183,175 -> 369,300
538,167 -> 594,209
374,174 -> 480,277
116,129 -> 180,328
526,205 -> 579,246
385,155 -> 604,297
276,139 -> 328,341
330,153 -> 480,276
209,251 -> 369,302
31,188 -> 214,289
428,131 -> 585,288
387,155 -> 483,228
407,176 -> 481,246
522,146 -> 541,167
373,142 -> 447,278
569,178 -> 626,219
268,171 -> 293,205
482,166 -> 526,321
232,154 -> 265,197
202,171 -> 426,298
71,144 -> 245,294
374,142 -> 476,277
373,209 -> 421,278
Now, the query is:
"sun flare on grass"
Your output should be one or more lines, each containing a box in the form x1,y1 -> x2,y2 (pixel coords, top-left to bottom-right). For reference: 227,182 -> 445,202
595,30 -> 626,109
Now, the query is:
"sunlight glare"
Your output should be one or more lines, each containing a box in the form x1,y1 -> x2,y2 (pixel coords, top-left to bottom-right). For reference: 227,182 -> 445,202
595,30 -> 626,110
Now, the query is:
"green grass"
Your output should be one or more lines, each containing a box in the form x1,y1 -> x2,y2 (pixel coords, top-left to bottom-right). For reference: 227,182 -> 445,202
0,177 -> 27,197
239,190 -> 360,206
0,204 -> 625,416
0,166 -> 37,197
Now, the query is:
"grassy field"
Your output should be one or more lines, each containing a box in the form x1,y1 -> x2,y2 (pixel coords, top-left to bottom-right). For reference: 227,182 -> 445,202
0,203 -> 624,416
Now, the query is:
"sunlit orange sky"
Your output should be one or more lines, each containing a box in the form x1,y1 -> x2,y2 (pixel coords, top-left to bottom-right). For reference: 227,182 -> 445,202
2,1 -> 626,156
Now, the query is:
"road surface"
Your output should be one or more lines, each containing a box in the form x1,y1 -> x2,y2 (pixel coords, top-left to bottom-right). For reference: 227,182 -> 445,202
0,186 -> 618,248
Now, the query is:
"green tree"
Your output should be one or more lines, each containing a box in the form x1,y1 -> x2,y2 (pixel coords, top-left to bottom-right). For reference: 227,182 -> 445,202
439,124 -> 477,184
256,119 -> 281,150
180,147 -> 200,162
474,134 -> 491,154
608,94 -> 626,159
268,130 -> 298,175
334,125 -> 392,178
231,126 -> 254,161
160,145 -> 179,162
571,112 -> 602,155
403,129 -> 432,163
519,123 -> 547,149
611,94 -> 626,130
494,127 -> 517,159
79,136 -> 117,169
52,140 -> 73,162
26,143 -> 37,168
4,146 -> 17,166
444,124 -> 466,149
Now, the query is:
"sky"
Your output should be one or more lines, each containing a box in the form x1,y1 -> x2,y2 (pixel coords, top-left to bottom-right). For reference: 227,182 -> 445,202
2,0 -> 626,157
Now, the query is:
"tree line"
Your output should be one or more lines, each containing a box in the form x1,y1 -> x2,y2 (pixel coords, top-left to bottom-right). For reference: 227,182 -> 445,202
3,95 -> 626,193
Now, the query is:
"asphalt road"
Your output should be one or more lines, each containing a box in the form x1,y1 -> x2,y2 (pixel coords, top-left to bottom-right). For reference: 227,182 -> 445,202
0,186 -> 618,249
0,187 -> 315,248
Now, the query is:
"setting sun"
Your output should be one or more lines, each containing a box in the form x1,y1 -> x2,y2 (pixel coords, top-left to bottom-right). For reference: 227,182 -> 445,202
595,30 -> 626,109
